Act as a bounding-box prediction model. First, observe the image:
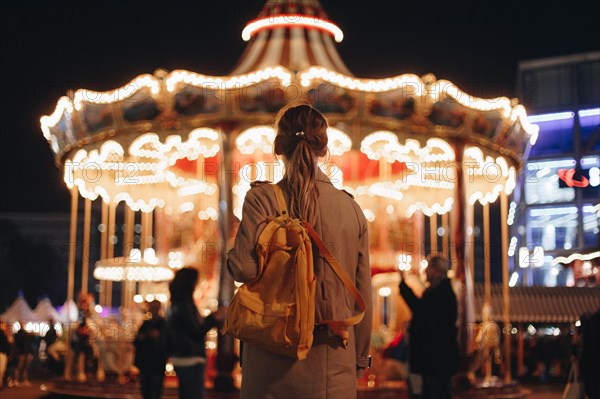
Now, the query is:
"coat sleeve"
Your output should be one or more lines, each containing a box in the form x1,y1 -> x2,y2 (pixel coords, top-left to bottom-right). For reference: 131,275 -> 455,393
175,306 -> 219,340
399,280 -> 420,313
227,187 -> 269,283
355,219 -> 373,371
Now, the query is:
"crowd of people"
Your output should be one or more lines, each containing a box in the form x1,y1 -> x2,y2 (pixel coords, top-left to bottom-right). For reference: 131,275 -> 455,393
0,319 -> 60,391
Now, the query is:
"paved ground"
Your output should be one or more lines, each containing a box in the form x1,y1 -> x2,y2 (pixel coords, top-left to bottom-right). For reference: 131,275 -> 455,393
0,380 -> 565,399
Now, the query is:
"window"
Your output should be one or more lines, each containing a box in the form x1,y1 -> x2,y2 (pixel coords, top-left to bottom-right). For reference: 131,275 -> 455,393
525,159 -> 576,204
528,112 -> 575,156
527,206 -> 578,251
579,109 -> 600,152
521,66 -> 573,111
582,204 -> 599,248
577,61 -> 600,106
581,156 -> 600,199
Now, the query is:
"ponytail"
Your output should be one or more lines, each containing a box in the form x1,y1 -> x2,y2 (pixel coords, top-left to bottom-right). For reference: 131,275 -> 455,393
273,104 -> 328,225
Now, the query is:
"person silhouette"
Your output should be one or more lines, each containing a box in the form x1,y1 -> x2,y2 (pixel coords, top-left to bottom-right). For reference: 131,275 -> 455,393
399,255 -> 459,399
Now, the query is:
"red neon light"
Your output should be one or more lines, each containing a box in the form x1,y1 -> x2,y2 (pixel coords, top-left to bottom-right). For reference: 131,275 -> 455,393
557,168 -> 589,188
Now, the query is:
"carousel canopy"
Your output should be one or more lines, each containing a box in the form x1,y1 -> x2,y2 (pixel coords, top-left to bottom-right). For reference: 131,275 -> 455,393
39,0 -> 538,218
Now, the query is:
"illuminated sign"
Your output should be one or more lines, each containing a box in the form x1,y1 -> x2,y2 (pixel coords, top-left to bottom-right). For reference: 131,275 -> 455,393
558,168 -> 589,188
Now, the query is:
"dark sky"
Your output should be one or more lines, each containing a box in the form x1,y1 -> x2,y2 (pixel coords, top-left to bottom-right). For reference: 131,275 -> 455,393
1,0 -> 599,213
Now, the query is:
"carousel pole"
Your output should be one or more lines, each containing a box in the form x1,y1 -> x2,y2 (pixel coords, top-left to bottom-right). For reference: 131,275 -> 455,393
140,211 -> 148,252
94,203 -> 107,383
483,204 -> 491,307
379,160 -> 392,263
468,204 -> 475,279
81,198 -> 92,295
154,207 -> 162,259
414,211 -> 426,275
483,203 -> 492,381
64,185 -> 79,381
139,210 -> 149,301
500,191 -> 512,383
442,212 -> 450,259
122,207 -> 134,310
67,186 -> 79,303
430,214 -> 438,254
100,201 -> 108,306
465,199 -> 476,367
147,210 -> 153,247
106,202 -> 116,308
141,211 -> 150,298
143,210 -> 152,298
214,124 -> 237,392
116,206 -> 135,386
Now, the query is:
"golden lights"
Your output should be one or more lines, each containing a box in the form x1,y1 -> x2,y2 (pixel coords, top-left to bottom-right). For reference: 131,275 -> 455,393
242,15 -> 344,43
64,132 -> 220,211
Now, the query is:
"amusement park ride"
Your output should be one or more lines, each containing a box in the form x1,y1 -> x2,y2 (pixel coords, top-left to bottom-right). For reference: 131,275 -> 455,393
40,0 -> 538,393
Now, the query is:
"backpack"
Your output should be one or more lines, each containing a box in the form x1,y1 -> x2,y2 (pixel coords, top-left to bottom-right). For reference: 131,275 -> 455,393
222,184 -> 366,360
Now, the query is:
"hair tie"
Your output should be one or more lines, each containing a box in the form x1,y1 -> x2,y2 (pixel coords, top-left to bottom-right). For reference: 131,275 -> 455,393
295,131 -> 306,140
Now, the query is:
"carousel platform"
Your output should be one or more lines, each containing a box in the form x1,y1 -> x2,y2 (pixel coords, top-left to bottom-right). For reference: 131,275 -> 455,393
42,379 -> 531,399
43,379 -> 238,399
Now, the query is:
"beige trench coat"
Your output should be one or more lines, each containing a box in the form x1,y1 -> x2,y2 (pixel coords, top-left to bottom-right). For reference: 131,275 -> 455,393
227,170 -> 373,399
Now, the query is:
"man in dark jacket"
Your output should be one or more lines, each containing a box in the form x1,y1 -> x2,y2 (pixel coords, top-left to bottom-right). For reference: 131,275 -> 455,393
400,255 -> 459,399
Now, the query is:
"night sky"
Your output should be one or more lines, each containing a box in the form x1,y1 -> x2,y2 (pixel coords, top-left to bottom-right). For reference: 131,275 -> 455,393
1,0 -> 599,213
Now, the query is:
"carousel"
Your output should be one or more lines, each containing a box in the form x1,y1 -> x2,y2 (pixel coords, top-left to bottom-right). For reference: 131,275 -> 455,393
40,0 -> 538,394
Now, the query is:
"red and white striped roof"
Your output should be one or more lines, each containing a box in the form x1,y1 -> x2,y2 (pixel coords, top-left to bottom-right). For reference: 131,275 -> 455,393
231,0 -> 352,76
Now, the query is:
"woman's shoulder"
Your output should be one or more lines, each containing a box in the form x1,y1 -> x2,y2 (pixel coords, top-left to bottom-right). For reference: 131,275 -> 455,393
246,180 -> 276,199
319,183 -> 368,226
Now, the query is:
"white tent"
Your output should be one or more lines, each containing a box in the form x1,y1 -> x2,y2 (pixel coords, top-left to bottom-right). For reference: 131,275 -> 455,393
33,297 -> 61,323
0,295 -> 39,323
58,299 -> 79,322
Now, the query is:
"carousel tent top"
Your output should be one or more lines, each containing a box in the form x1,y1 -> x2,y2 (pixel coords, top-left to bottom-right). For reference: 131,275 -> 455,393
232,0 -> 352,75
32,297 -> 62,323
0,295 -> 40,323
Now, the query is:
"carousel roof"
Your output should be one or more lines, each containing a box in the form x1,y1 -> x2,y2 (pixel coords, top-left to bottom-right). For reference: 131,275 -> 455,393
39,0 -> 539,215
232,0 -> 351,75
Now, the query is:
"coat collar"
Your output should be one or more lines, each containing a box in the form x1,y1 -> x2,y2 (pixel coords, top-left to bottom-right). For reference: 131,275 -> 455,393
315,168 -> 333,185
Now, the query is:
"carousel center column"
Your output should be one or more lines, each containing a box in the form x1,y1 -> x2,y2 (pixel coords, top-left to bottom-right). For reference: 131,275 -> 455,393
451,140 -> 475,372
214,123 -> 237,392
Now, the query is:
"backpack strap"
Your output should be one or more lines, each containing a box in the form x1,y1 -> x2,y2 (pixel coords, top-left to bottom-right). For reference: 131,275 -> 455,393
302,221 -> 366,348
271,184 -> 289,217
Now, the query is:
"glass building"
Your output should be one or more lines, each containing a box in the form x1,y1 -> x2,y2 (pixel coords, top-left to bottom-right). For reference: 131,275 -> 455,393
513,51 -> 600,286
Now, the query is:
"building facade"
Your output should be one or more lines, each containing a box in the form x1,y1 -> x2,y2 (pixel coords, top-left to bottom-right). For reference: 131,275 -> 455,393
514,51 -> 600,286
